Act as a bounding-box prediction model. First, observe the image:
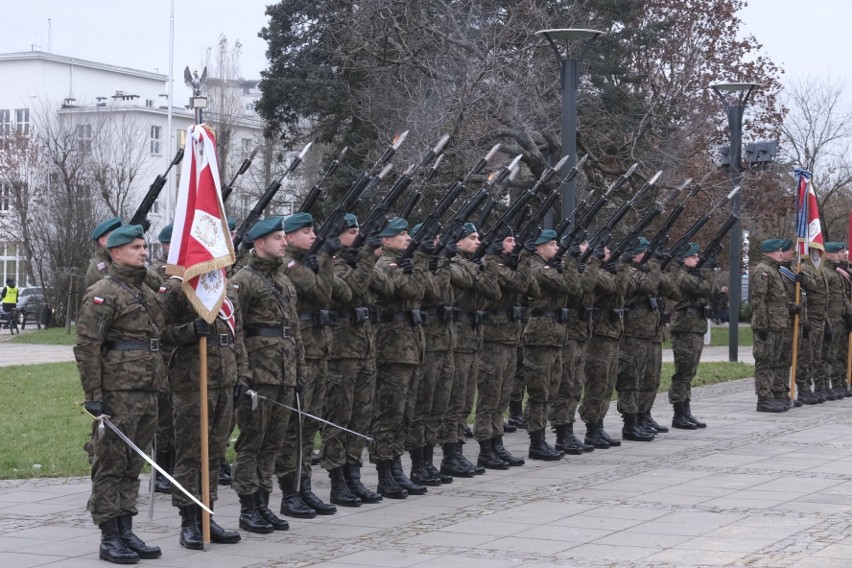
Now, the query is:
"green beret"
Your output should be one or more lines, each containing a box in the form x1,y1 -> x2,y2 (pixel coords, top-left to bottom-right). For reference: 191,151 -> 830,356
378,217 -> 408,238
91,217 -> 123,241
227,217 -> 237,231
106,224 -> 144,249
157,224 -> 173,243
824,241 -> 844,253
780,239 -> 794,251
459,222 -> 478,239
628,236 -> 650,256
534,229 -> 557,246
343,213 -> 359,230
410,223 -> 423,237
760,238 -> 786,253
283,212 -> 313,234
246,216 -> 285,241
681,242 -> 700,258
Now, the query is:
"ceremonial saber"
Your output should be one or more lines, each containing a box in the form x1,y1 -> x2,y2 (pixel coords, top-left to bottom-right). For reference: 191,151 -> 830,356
248,390 -> 373,442
83,408 -> 213,515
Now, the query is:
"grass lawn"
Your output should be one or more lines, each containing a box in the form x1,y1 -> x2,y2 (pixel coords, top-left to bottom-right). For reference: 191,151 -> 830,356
663,326 -> 753,348
10,327 -> 77,345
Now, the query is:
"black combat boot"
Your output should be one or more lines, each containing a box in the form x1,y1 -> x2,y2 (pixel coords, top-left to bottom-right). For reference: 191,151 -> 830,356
672,401 -> 698,429
178,505 -> 203,550
376,460 -> 408,499
635,411 -> 658,436
218,461 -> 232,486
456,441 -> 485,475
477,438 -> 510,469
797,385 -> 817,405
278,474 -> 316,519
300,476 -> 337,515
683,401 -> 708,425
503,417 -> 517,433
756,395 -> 786,413
584,422 -> 610,449
597,420 -> 622,446
256,488 -> 290,530
154,449 -> 172,494
642,410 -> 669,433
328,467 -> 363,507
344,463 -> 384,503
391,455 -> 427,494
410,446 -> 441,486
622,413 -> 655,442
818,387 -> 838,401
206,504 -> 241,543
99,517 -> 139,564
440,442 -> 475,478
116,514 -> 161,559
554,423 -> 584,455
507,400 -> 525,429
528,429 -> 563,461
238,493 -> 273,534
311,450 -> 322,465
423,444 -> 453,483
492,435 -> 525,466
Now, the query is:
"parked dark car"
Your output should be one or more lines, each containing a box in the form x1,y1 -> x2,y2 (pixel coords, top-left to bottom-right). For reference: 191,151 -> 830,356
16,287 -> 49,326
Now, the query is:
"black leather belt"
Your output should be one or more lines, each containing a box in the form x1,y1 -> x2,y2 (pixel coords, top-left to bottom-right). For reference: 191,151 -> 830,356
487,306 -> 528,322
298,310 -> 338,327
422,306 -> 457,324
530,308 -> 570,323
340,307 -> 371,326
246,326 -> 293,338
380,309 -> 423,326
678,306 -> 711,318
213,333 -> 232,347
103,339 -> 160,352
456,310 -> 488,325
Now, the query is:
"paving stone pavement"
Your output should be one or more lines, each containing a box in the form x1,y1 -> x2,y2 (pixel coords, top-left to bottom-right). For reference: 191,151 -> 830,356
3,375 -> 852,567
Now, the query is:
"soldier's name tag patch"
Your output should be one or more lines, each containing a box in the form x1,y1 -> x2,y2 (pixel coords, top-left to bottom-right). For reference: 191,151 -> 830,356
93,296 -> 105,305
287,260 -> 297,270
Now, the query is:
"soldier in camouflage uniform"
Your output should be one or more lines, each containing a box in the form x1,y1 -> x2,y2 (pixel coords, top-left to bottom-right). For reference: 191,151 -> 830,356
580,247 -> 629,448
275,212 -> 351,517
443,224 -> 501,471
523,229 -> 579,460
835,246 -> 852,397
819,242 -> 852,399
231,216 -> 305,533
160,274 -> 246,549
371,218 -> 431,499
794,256 -> 829,404
75,224 -> 165,564
476,235 -> 531,467
616,238 -> 661,442
506,349 -> 526,430
668,243 -> 719,424
83,217 -> 124,291
750,238 -> 798,412
322,214 -> 392,505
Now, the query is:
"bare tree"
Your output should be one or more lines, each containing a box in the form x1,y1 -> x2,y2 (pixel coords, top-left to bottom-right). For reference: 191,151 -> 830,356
205,34 -> 249,183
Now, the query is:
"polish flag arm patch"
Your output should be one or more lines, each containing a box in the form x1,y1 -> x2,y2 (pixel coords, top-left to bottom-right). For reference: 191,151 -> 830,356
93,296 -> 105,305
287,260 -> 297,270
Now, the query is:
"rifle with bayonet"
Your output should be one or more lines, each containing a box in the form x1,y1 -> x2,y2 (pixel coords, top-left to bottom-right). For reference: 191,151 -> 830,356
298,147 -> 348,214
232,142 -> 312,250
399,154 -> 446,220
659,185 -> 741,270
694,213 -> 738,269
638,173 -> 709,265
130,148 -> 184,231
222,147 -> 259,203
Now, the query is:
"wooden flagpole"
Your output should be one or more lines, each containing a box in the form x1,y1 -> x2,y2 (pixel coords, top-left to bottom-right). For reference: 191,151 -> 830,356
199,335 -> 211,547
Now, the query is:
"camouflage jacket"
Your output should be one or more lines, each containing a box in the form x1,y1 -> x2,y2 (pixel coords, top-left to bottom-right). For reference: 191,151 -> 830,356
823,259 -> 852,325
83,248 -> 112,292
653,267 -> 680,343
330,246 -> 394,360
565,257 -> 600,342
452,254 -> 501,352
231,254 -> 306,386
590,261 -> 629,340
623,261 -> 663,339
482,252 -> 534,345
159,278 -> 252,392
798,258 -> 828,316
670,263 -> 719,334
283,246 -> 351,359
749,256 -> 793,332
145,254 -> 168,292
523,252 -> 578,347
374,249 -> 431,365
421,257 -> 465,352
75,263 -> 166,401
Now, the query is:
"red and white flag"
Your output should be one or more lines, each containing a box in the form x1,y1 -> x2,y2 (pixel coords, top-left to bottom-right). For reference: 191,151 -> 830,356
794,168 -> 823,265
166,124 -> 235,322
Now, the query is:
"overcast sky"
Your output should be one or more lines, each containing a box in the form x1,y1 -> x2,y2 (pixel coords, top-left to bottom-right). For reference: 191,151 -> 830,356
1,0 -> 848,100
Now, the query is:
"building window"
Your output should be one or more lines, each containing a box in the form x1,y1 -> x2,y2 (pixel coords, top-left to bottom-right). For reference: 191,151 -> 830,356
14,109 -> 29,136
0,110 -> 10,137
0,185 -> 9,212
150,125 -> 162,155
76,124 -> 92,154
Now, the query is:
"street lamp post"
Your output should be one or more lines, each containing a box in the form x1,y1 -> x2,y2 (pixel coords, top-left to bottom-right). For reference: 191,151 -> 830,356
710,81 -> 761,363
535,28 -> 604,225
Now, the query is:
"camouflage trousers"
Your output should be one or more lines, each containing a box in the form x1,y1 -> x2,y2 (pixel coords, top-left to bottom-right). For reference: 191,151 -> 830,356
549,338 -> 586,425
369,362 -> 420,462
321,356 -> 377,470
442,350 -> 479,444
668,332 -> 704,403
171,386 -> 232,508
836,326 -> 850,389
823,318 -> 849,389
796,313 -> 824,390
616,335 -> 654,415
522,345 -> 562,432
409,348 -> 453,448
509,345 -> 525,404
277,357 -> 327,481
88,391 -> 158,526
753,329 -> 792,397
156,388 -> 174,454
474,341 -> 516,440
638,341 -> 663,413
233,383 -> 294,496
579,335 -> 619,425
